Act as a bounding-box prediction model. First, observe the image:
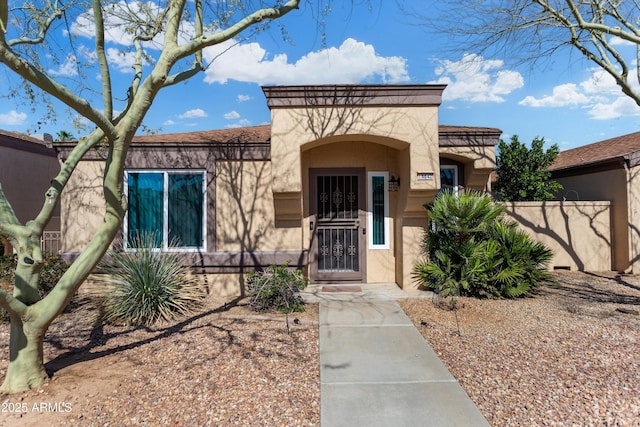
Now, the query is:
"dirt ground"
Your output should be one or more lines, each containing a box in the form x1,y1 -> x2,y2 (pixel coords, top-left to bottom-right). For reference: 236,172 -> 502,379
1,271 -> 639,426
0,298 -> 320,427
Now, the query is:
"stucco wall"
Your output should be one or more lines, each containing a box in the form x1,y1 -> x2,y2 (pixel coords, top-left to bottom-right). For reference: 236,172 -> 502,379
60,160 -> 105,252
626,164 -> 640,272
439,146 -> 496,191
302,141 -> 400,283
215,160 -> 300,252
271,106 -> 441,195
504,201 -> 612,271
0,144 -> 60,231
554,169 -> 628,271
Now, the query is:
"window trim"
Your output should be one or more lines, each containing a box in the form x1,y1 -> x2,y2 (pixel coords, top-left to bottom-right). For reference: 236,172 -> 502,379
440,165 -> 459,195
124,170 -> 207,252
367,171 -> 390,250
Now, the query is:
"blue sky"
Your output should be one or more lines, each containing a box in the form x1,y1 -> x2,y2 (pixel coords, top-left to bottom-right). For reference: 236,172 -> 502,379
1,1 -> 639,150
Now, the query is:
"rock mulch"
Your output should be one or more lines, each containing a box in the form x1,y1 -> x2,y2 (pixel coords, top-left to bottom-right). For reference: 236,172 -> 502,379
0,300 -> 319,427
400,271 -> 640,426
1,271 -> 639,426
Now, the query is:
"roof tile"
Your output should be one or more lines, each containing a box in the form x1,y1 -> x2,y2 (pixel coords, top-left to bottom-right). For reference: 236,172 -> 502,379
551,131 -> 640,171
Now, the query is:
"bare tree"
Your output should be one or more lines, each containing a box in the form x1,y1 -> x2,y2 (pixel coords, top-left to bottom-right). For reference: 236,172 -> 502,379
0,0 -> 339,393
414,0 -> 640,106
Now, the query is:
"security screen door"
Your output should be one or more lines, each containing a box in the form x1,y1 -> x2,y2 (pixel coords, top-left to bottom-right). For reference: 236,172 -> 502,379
310,169 -> 366,282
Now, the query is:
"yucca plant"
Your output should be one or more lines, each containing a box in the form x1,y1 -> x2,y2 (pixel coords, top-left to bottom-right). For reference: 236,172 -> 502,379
98,233 -> 205,327
415,190 -> 553,298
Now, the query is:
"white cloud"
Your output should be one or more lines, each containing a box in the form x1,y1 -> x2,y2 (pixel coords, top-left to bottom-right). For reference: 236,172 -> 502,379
178,108 -> 208,119
48,54 -> 79,77
519,84 -> 590,107
226,118 -> 252,128
224,110 -> 240,119
518,67 -> 640,119
70,1 -> 168,49
106,48 -> 145,73
203,38 -> 410,85
588,96 -> 640,120
0,110 -> 27,125
163,119 -> 176,126
237,94 -> 252,102
580,69 -> 622,96
429,54 -> 524,103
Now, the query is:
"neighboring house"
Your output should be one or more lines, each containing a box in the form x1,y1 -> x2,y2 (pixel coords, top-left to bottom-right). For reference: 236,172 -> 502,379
54,84 -> 501,295
549,131 -> 640,273
0,130 -> 61,255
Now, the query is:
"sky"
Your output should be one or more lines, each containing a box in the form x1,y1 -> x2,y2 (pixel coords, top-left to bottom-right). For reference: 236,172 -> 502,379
1,1 -> 640,151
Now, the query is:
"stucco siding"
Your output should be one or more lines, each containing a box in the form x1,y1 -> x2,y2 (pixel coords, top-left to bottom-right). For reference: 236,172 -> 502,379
271,106 -> 441,196
60,160 -> 105,253
555,169 -> 627,271
504,201 -> 612,271
626,164 -> 640,272
215,160 -> 300,252
0,143 -> 60,231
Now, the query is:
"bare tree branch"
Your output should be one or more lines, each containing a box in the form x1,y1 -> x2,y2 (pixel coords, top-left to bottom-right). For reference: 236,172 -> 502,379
6,1 -> 64,46
93,0 -> 113,120
0,288 -> 28,318
424,0 -> 640,106
0,43 -> 118,139
174,0 -> 300,61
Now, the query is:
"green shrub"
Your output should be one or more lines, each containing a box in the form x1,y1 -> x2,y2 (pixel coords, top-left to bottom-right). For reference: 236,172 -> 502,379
98,234 -> 205,327
1,253 -> 70,322
414,191 -> 553,298
246,263 -> 308,313
0,253 -> 69,298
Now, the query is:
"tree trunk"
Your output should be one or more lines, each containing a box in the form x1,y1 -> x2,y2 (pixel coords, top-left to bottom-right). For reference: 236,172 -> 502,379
0,317 -> 48,393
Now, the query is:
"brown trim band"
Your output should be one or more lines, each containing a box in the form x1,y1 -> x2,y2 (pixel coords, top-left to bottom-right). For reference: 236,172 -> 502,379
263,84 -> 446,108
61,250 -> 309,273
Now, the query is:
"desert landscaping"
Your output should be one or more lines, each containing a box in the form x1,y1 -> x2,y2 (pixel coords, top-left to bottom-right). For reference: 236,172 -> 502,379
1,271 -> 639,426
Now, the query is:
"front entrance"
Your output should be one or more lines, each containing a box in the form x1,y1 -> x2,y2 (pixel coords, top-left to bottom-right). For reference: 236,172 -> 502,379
310,168 -> 366,282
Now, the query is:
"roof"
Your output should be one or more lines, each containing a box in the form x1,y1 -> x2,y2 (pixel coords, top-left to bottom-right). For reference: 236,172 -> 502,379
0,130 -> 56,156
127,124 -> 500,146
131,125 -> 272,144
550,131 -> 640,171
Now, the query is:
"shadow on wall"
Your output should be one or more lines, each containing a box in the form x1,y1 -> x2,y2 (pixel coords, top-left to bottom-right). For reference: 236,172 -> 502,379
504,201 -> 612,271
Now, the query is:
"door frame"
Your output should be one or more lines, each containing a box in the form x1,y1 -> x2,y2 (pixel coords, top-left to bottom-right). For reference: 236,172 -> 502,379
309,168 -> 367,283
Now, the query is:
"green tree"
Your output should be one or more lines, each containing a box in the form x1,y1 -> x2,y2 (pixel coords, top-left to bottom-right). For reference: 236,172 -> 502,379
0,0 -> 343,394
55,130 -> 75,141
494,135 -> 562,202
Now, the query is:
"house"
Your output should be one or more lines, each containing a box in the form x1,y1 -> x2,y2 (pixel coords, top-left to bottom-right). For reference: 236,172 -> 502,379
0,130 -> 61,255
549,131 -> 640,273
54,84 -> 501,296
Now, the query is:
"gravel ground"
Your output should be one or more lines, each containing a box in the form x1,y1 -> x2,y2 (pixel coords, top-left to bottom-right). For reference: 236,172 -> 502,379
400,271 -> 640,426
1,272 -> 639,426
0,299 -> 319,427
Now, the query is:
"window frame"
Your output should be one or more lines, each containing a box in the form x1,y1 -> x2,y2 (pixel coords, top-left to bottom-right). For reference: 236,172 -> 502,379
124,169 -> 207,252
367,171 -> 390,250
439,165 -> 459,195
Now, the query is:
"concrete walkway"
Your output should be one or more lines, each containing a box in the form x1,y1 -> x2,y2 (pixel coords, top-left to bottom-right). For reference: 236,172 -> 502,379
305,285 -> 489,427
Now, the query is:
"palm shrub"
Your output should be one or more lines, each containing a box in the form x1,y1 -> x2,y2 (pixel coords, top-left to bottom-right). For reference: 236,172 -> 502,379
414,191 -> 553,298
97,233 -> 205,327
246,263 -> 308,313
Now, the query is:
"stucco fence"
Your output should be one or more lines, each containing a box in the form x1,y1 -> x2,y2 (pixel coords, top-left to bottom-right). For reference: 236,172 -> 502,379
502,201 -> 612,272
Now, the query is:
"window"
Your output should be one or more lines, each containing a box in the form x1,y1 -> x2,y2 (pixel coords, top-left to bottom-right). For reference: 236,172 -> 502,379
440,165 -> 459,195
125,171 -> 206,250
368,172 -> 389,249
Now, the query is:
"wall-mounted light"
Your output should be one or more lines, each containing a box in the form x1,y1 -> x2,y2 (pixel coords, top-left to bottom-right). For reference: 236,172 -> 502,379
389,175 -> 400,192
